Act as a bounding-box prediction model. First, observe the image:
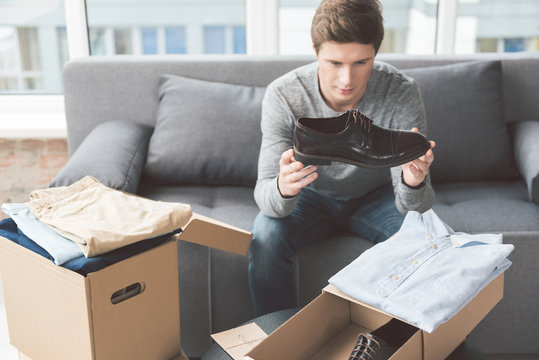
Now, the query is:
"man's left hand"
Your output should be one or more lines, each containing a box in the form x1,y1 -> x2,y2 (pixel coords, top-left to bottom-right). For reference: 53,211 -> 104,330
401,128 -> 436,187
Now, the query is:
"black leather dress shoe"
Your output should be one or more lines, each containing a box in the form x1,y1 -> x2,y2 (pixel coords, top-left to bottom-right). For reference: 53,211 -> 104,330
348,318 -> 418,360
348,333 -> 396,360
293,110 -> 430,168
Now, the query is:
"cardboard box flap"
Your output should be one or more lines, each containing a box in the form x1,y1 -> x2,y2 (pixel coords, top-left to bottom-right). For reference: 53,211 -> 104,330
211,323 -> 268,360
177,212 -> 252,255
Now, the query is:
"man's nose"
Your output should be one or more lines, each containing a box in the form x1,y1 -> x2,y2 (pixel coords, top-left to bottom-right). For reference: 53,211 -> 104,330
339,66 -> 353,86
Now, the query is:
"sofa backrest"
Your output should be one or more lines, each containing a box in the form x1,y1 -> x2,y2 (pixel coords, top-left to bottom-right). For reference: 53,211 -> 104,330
63,53 -> 539,185
63,55 -> 314,155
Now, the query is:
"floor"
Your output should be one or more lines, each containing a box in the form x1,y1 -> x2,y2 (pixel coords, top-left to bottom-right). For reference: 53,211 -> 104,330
0,138 -> 538,360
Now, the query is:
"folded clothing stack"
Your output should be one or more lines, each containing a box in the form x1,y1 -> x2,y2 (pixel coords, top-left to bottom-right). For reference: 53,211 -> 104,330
0,175 -> 192,275
0,217 -> 177,276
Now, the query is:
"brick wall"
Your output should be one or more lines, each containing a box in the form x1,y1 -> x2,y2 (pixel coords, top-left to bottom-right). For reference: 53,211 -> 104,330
0,138 -> 68,219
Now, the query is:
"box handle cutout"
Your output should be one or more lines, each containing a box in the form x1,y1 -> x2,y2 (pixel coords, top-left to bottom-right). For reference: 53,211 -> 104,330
111,282 -> 145,304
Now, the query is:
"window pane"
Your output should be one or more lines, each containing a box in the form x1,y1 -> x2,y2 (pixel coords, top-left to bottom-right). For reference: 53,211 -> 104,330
0,0 -> 67,94
86,0 -> 246,55
24,77 -> 43,90
114,28 -> 132,54
165,27 -> 186,54
278,0 -> 437,55
204,26 -> 226,54
142,27 -> 158,54
18,27 -> 41,71
456,0 -> 539,54
0,77 -> 17,91
0,27 -> 17,72
89,27 -> 107,55
57,26 -> 69,67
233,25 -> 246,54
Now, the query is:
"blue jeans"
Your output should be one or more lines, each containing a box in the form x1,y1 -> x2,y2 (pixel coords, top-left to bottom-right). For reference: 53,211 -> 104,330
248,184 -> 404,316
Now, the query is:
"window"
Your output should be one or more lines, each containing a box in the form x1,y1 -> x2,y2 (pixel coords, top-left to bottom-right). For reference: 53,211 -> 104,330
1,0 -> 537,106
204,26 -> 226,54
165,27 -> 186,54
455,0 -> 539,54
233,26 -> 246,54
0,0 -> 67,94
114,28 -> 132,55
278,0 -> 438,55
85,0 -> 246,55
141,27 -> 158,55
89,27 -> 107,55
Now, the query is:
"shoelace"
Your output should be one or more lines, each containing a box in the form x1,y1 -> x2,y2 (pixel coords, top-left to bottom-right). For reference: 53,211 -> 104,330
348,333 -> 380,360
352,110 -> 374,133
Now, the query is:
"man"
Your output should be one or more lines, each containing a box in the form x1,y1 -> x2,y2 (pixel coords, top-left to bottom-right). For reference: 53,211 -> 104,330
249,0 -> 436,317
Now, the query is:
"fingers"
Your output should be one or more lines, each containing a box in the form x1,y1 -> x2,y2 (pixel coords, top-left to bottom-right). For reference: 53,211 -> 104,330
280,149 -> 295,168
402,135 -> 436,187
405,162 -> 423,179
408,128 -> 436,166
278,149 -> 318,197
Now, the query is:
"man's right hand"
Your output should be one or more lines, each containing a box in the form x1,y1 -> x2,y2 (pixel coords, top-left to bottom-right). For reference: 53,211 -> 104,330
277,149 -> 318,197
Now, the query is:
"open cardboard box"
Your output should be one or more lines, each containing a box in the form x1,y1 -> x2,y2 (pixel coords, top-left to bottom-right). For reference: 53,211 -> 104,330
241,273 -> 504,360
0,212 -> 252,360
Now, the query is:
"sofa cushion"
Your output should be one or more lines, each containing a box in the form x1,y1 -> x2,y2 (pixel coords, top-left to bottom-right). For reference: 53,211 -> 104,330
404,61 -> 520,183
432,181 -> 539,232
50,121 -> 153,193
137,183 -> 258,231
145,75 -> 266,186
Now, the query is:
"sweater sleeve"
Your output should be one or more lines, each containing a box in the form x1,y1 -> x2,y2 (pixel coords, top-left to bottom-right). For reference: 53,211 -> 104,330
390,80 -> 435,214
253,83 -> 300,218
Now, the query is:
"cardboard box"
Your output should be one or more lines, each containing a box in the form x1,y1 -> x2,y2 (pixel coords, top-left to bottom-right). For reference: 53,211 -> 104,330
17,349 -> 190,360
243,274 -> 504,360
0,212 -> 252,360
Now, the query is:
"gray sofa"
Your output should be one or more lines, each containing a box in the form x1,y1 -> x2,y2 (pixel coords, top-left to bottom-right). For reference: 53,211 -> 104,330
53,53 -> 539,358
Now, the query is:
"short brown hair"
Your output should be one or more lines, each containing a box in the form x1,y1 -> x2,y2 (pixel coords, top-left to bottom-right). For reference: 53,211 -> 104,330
311,0 -> 384,54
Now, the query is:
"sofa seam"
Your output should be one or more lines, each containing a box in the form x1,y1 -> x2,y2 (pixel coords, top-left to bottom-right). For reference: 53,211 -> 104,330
121,128 -> 151,192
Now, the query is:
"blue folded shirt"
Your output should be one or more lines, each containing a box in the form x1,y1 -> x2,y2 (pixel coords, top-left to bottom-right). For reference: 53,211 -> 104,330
2,203 -> 84,265
329,209 -> 513,333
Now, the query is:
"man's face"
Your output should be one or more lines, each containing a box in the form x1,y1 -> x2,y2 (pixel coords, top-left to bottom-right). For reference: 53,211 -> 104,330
316,41 -> 375,112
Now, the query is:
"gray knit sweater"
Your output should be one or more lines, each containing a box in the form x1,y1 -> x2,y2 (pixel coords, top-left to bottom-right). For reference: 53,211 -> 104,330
254,61 -> 435,218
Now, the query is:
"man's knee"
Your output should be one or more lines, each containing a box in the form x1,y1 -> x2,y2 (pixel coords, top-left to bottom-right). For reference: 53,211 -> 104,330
250,212 -> 293,259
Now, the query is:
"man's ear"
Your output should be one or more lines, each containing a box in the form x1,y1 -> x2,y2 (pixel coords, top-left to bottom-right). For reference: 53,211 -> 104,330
312,44 -> 319,58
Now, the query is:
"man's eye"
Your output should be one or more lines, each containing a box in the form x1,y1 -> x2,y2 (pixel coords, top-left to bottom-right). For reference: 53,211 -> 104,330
356,61 -> 367,65
331,62 -> 341,66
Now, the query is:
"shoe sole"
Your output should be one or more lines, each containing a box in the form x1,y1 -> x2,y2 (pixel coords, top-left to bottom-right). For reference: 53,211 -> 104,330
293,144 -> 430,168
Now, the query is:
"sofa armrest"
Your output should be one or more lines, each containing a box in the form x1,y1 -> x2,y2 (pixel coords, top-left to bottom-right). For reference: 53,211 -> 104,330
50,121 -> 153,193
513,120 -> 539,204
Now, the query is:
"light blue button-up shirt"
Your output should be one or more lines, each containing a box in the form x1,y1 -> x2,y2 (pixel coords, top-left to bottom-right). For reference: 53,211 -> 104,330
2,203 -> 84,265
329,209 -> 513,333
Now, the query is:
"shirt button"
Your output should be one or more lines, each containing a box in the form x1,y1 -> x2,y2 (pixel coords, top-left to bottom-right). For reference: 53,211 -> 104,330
392,274 -> 399,280
412,259 -> 419,265
432,244 -> 438,249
